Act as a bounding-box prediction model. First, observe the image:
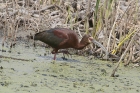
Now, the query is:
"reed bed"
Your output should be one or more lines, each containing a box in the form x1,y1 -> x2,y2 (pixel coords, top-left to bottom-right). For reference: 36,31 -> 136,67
0,0 -> 139,67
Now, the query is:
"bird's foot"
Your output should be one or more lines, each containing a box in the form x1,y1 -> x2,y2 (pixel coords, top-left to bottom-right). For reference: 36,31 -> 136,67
61,57 -> 68,60
60,50 -> 72,58
51,60 -> 56,64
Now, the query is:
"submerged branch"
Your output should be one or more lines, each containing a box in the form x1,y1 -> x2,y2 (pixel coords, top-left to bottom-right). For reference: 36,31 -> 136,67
0,55 -> 31,61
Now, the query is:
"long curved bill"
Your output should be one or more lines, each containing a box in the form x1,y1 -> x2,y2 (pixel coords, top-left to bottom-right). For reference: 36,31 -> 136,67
92,39 -> 109,56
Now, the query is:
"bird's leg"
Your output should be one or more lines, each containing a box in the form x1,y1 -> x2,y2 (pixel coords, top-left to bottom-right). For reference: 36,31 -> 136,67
58,49 -> 72,60
52,48 -> 72,60
51,49 -> 58,60
56,36 -> 72,59
63,51 -> 70,57
51,51 -> 56,64
54,53 -> 57,60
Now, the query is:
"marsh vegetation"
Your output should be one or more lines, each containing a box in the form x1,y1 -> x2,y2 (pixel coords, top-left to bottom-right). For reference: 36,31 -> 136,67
0,0 -> 140,93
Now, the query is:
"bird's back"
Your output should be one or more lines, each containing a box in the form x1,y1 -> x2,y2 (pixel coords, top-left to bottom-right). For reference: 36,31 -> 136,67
34,28 -> 79,48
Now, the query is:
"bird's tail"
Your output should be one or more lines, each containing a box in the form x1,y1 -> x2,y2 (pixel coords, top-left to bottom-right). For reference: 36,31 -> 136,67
30,36 -> 34,39
27,31 -> 46,40
33,31 -> 46,40
26,35 -> 34,39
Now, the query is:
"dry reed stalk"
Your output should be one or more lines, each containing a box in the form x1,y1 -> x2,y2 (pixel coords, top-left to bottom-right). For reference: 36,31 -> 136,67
112,27 -> 136,55
126,47 -> 133,64
0,0 -> 139,63
133,57 -> 140,63
107,1 -> 120,58
85,0 -> 91,34
110,30 -> 137,77
92,0 -> 100,38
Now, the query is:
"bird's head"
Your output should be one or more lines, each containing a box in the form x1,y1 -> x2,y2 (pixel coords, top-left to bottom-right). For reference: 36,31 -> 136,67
80,34 -> 93,45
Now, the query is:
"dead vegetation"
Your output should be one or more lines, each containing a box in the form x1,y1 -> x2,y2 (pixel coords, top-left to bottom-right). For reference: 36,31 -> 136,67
0,0 -> 140,68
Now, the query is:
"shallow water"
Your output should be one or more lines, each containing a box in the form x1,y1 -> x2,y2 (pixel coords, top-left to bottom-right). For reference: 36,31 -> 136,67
0,41 -> 140,93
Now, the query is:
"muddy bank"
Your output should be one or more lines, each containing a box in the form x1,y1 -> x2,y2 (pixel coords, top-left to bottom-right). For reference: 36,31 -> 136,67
0,41 -> 140,93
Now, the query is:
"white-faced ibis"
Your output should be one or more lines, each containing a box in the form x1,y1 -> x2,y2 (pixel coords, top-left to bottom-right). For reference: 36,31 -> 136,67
31,28 -> 94,60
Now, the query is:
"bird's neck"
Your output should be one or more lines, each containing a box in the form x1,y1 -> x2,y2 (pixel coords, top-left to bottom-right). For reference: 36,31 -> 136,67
75,41 -> 88,50
74,35 -> 90,50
